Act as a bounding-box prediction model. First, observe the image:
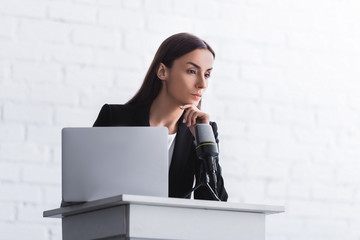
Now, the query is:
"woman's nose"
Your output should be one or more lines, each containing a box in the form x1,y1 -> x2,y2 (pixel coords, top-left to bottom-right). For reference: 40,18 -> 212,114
196,75 -> 207,89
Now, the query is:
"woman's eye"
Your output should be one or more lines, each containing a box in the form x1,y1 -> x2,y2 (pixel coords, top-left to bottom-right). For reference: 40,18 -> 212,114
205,73 -> 211,78
187,69 -> 196,74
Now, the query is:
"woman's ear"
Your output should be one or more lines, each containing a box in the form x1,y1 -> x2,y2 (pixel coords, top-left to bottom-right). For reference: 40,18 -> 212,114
157,63 -> 168,81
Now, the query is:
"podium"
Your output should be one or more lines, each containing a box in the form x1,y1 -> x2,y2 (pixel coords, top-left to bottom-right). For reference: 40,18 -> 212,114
43,195 -> 284,240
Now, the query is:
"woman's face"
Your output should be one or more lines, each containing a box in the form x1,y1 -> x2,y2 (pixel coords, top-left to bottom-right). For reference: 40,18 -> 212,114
161,49 -> 214,106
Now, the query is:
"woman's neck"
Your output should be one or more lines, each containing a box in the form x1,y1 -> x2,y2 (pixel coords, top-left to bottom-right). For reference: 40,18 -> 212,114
150,91 -> 184,135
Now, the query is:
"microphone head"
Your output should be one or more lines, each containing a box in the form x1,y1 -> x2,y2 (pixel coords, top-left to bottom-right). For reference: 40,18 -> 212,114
194,124 -> 218,158
194,124 -> 216,145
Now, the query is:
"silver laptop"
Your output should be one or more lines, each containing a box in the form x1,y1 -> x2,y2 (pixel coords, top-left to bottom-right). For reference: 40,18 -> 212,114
62,127 -> 168,202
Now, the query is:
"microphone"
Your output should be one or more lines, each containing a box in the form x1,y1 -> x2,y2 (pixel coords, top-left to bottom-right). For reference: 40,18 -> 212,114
193,124 -> 219,196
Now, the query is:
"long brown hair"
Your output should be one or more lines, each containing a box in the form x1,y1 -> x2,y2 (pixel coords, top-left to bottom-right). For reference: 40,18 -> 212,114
126,33 -> 215,106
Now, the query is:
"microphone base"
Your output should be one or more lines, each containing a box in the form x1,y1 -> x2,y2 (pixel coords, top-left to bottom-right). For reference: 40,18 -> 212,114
183,176 -> 221,201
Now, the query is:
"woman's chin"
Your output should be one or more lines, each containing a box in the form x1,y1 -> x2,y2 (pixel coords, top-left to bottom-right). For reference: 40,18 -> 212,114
184,100 -> 200,106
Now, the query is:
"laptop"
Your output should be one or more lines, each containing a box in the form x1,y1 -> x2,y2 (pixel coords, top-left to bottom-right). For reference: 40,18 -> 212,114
62,127 -> 168,202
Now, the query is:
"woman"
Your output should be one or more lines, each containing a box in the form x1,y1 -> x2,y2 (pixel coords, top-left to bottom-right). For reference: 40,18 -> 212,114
94,33 -> 227,201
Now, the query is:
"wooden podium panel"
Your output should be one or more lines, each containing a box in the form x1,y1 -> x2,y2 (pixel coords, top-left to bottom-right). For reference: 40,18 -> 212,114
44,195 -> 284,240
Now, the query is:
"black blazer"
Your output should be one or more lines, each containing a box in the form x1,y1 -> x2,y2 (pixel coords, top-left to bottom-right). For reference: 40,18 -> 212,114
93,104 -> 228,201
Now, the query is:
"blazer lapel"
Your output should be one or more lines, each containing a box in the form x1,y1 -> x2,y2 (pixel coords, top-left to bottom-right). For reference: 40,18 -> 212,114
169,114 -> 194,176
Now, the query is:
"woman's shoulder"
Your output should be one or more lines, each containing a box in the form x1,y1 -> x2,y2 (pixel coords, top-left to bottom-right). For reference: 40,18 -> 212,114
102,103 -> 131,111
100,103 -> 147,113
93,103 -> 149,126
93,104 -> 129,126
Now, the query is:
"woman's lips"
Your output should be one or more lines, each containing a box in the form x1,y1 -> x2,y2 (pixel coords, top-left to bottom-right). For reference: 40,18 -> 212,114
192,94 -> 202,100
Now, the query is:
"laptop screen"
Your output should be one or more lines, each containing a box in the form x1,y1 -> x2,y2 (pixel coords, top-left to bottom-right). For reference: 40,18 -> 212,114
62,127 -> 168,202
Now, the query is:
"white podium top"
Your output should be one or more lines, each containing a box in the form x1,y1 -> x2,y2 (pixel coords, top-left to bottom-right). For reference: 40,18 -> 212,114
44,194 -> 284,218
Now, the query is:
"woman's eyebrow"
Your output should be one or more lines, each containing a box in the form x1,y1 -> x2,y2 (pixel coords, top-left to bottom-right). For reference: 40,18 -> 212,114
186,62 -> 213,71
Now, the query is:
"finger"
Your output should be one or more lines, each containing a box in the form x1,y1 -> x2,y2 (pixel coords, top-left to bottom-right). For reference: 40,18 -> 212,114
193,112 -> 201,126
188,110 -> 198,127
182,105 -> 197,123
196,112 -> 207,123
183,109 -> 191,123
181,104 -> 196,110
181,105 -> 192,123
185,110 -> 194,126
181,104 -> 200,115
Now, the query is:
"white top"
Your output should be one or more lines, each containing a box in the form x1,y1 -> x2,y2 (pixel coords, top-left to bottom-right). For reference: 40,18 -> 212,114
168,133 -> 176,167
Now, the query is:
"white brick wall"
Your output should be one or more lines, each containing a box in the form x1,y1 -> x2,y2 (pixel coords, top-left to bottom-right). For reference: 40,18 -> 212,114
1,0 -> 360,239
